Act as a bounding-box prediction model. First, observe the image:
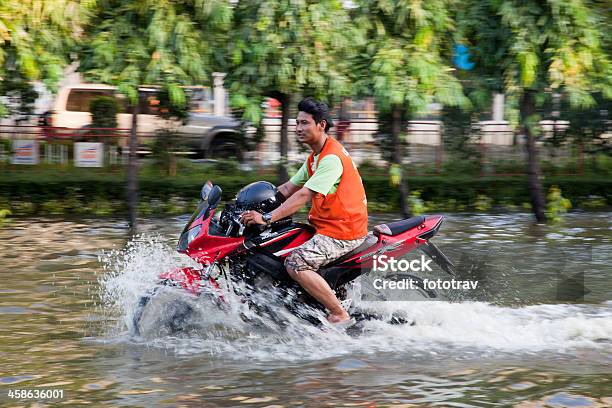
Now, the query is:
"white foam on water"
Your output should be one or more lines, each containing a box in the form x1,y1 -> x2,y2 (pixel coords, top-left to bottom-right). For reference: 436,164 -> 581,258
97,234 -> 200,331
97,236 -> 612,362
351,300 -> 612,352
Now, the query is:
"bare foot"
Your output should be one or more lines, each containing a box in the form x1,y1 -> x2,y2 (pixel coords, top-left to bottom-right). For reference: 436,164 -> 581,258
327,311 -> 351,324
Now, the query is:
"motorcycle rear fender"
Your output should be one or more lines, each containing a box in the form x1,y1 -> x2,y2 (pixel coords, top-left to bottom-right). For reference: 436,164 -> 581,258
356,215 -> 451,269
377,214 -> 445,257
380,215 -> 455,276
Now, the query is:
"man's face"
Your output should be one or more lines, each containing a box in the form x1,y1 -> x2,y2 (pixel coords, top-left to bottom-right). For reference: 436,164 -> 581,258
296,111 -> 326,144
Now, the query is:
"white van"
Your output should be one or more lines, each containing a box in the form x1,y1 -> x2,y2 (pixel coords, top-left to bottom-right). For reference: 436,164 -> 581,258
47,83 -> 243,158
50,84 -> 214,132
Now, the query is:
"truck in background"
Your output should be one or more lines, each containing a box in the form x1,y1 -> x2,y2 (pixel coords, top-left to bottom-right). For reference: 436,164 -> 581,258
42,83 -> 243,158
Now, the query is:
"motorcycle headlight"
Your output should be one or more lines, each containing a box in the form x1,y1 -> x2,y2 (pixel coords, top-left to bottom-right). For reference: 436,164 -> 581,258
187,224 -> 202,244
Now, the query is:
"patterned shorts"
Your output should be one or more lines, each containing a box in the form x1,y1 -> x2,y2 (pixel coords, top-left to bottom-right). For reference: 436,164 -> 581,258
284,234 -> 366,273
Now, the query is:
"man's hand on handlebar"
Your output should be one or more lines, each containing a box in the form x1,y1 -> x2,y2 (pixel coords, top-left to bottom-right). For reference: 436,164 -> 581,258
239,210 -> 266,226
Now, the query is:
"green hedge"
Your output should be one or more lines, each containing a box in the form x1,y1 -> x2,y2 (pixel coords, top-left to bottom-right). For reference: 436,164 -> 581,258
0,171 -> 264,215
366,175 -> 611,206
1,169 -> 610,215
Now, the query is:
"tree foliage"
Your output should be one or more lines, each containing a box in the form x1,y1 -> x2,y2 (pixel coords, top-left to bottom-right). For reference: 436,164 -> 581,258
459,0 -> 611,109
90,96 -> 119,128
353,0 -> 469,216
561,92 -> 611,153
354,0 -> 469,114
226,0 -> 360,123
0,0 -> 83,116
80,0 -> 232,105
0,62 -> 39,120
458,0 -> 611,222
78,0 -> 232,231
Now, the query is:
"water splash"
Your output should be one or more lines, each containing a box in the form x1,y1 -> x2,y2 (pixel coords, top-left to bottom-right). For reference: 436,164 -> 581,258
97,234 -> 198,331
97,236 -> 612,362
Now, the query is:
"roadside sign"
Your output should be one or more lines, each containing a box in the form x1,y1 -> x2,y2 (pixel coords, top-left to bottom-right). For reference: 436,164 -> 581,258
75,142 -> 104,167
12,140 -> 39,165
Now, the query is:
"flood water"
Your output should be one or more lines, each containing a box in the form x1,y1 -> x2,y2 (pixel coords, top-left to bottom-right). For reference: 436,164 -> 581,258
0,212 -> 610,407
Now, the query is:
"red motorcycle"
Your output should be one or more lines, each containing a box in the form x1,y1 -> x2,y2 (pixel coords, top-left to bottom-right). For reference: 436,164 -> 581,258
131,181 -> 455,336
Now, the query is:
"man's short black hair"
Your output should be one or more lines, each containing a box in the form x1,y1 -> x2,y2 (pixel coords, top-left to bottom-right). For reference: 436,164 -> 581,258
297,97 -> 334,132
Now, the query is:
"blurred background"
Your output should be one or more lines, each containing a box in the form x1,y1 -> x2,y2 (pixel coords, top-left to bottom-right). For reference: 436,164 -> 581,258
0,0 -> 610,225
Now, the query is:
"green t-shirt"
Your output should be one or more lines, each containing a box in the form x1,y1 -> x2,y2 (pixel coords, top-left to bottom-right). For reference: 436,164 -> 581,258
289,154 -> 343,195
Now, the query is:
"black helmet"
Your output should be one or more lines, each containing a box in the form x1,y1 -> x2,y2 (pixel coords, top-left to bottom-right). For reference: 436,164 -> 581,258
235,181 -> 284,213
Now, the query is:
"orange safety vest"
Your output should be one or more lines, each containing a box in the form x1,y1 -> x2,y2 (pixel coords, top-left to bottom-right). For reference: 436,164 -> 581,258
306,137 -> 368,240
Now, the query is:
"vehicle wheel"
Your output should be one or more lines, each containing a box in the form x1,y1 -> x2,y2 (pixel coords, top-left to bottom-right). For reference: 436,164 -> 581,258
208,138 -> 243,161
131,287 -> 195,338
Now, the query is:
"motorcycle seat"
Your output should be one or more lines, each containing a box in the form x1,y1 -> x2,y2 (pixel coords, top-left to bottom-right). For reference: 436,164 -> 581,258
373,215 -> 426,237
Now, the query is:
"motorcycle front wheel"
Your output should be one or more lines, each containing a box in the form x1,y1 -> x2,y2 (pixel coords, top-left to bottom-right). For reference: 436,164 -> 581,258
130,286 -> 196,338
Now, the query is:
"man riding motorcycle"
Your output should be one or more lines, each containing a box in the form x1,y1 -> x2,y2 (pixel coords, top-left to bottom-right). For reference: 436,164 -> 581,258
239,97 -> 368,326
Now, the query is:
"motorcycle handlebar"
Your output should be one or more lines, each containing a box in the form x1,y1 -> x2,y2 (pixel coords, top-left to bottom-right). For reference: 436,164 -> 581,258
235,215 -> 246,236
225,213 -> 245,237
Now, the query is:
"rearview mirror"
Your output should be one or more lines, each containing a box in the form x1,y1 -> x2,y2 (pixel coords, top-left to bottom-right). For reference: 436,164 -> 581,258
201,181 -> 213,201
208,185 -> 222,207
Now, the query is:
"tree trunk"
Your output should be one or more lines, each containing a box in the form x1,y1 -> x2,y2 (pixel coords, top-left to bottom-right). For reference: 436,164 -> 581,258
169,154 -> 176,177
127,93 -> 141,233
520,90 -> 547,223
278,93 -> 291,184
391,104 -> 411,218
577,141 -> 584,175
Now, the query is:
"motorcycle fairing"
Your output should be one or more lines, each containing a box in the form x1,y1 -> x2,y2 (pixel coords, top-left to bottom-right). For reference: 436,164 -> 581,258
244,222 -> 315,256
158,266 -> 223,296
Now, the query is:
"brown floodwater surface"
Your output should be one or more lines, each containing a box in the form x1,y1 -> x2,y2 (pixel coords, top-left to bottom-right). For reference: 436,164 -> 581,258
0,212 -> 610,407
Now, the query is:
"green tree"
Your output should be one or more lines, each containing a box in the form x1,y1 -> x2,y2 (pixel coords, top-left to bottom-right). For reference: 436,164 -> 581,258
0,0 -> 83,116
0,61 -> 39,122
590,0 -> 611,58
151,87 -> 192,177
458,0 -> 611,222
353,0 -> 469,217
226,0 -> 359,182
90,96 -> 119,129
561,92 -> 611,172
79,0 -> 231,231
